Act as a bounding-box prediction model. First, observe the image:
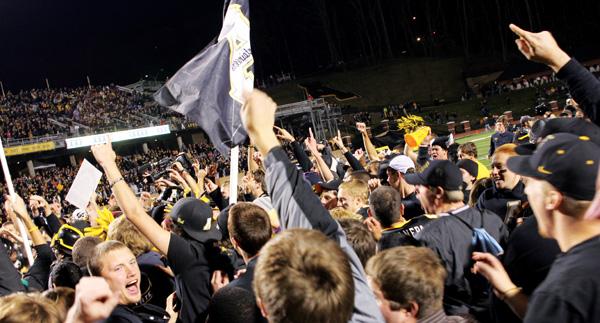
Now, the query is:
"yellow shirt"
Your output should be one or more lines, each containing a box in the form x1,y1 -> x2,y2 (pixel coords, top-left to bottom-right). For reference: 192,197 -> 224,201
476,160 -> 491,179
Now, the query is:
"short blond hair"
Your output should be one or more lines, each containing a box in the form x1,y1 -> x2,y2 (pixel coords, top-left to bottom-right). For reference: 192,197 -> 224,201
253,228 -> 354,323
0,293 -> 63,323
339,179 -> 369,205
329,207 -> 363,221
107,216 -> 154,257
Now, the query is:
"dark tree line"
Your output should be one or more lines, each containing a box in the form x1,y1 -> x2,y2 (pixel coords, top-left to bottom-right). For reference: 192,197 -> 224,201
250,0 -> 600,78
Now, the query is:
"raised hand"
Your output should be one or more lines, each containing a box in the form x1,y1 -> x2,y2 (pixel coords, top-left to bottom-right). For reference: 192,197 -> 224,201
356,122 -> 367,134
509,24 -> 570,72
273,125 -> 295,142
90,136 -> 117,168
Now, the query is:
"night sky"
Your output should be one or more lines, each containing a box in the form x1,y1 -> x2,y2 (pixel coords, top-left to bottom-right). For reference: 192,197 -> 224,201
1,0 -> 600,91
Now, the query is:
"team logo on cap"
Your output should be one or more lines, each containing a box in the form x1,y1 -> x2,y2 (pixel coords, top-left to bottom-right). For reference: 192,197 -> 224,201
537,166 -> 552,175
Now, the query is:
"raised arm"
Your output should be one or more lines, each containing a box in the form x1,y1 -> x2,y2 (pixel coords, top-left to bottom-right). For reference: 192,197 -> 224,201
357,122 -> 380,162
241,90 -> 385,323
91,140 -> 171,255
509,23 -> 600,125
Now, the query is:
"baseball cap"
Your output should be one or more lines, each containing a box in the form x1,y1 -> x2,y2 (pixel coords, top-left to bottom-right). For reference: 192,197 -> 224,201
515,118 -> 600,155
404,160 -> 463,190
507,133 -> 600,201
169,197 -> 222,242
431,136 -> 450,150
457,159 -> 478,178
388,155 -> 415,174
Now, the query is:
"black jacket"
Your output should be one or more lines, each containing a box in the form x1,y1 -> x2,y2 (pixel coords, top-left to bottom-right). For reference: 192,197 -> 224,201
556,58 -> 600,126
416,206 -> 509,321
476,181 -> 527,221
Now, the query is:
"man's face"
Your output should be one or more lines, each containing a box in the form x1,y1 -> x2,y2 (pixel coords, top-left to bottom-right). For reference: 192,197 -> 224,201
367,276 -> 413,323
386,168 -> 401,190
460,169 -> 476,188
457,149 -> 474,161
523,177 -> 554,238
320,190 -> 338,210
415,185 -> 436,214
491,153 -> 520,190
337,188 -> 362,212
430,146 -> 447,160
100,247 -> 141,305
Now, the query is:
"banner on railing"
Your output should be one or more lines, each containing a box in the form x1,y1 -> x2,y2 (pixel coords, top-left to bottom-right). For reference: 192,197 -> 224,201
4,141 -> 56,156
65,125 -> 171,149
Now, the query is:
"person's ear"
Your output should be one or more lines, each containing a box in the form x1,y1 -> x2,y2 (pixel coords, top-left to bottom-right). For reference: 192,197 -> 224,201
256,297 -> 269,319
408,301 -> 420,318
434,187 -> 445,199
399,203 -> 405,216
230,236 -> 239,250
546,190 -> 563,211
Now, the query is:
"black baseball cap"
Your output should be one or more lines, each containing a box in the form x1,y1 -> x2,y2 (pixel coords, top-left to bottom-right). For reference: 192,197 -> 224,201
539,118 -> 600,144
404,160 -> 463,190
169,197 -> 222,242
431,136 -> 450,150
457,159 -> 478,178
507,133 -> 600,201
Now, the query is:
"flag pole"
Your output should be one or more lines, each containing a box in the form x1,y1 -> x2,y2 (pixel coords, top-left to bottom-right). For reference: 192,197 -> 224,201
45,78 -> 50,90
0,137 -> 34,266
229,146 -> 239,204
86,76 -> 92,89
0,81 -> 5,98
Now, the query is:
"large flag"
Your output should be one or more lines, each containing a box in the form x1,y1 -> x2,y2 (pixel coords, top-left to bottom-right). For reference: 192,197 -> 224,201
154,0 -> 253,155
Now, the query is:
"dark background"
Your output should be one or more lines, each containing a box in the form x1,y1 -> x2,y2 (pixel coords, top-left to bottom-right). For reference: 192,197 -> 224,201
1,0 -> 600,91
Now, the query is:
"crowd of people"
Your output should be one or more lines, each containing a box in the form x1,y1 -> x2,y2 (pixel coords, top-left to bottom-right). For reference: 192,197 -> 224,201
0,86 -> 185,141
2,24 -> 600,323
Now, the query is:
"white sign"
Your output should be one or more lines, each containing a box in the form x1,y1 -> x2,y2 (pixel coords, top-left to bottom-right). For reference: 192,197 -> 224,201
65,125 -> 171,149
65,159 -> 103,210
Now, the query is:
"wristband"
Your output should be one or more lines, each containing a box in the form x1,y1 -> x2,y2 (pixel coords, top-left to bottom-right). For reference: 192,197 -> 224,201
109,177 -> 124,188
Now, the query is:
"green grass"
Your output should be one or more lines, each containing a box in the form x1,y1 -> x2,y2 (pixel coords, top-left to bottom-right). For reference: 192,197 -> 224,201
456,131 -> 493,169
265,57 -> 465,107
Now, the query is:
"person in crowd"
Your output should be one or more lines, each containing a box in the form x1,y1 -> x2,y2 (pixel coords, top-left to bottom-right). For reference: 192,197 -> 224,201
43,287 -> 76,322
457,159 -> 479,204
88,240 -> 169,322
338,179 -> 370,218
457,142 -> 491,179
71,236 -> 102,269
49,261 -> 83,289
473,133 -> 600,322
365,186 -> 435,250
1,195 -> 54,294
221,202 -> 271,296
366,246 -> 469,323
241,89 -> 383,322
488,116 -> 516,158
337,218 -> 376,267
477,144 -> 527,221
91,139 -> 230,323
0,292 -> 63,323
385,155 -> 424,219
107,215 -> 175,309
404,160 -> 508,321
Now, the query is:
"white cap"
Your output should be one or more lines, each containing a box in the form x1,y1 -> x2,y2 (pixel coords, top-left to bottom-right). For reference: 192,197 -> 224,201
389,155 -> 415,174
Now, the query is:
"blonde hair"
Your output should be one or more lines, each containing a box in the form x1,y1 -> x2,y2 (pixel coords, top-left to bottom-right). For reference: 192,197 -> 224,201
107,216 -> 154,257
339,179 -> 369,205
0,293 -> 63,323
329,207 -> 363,221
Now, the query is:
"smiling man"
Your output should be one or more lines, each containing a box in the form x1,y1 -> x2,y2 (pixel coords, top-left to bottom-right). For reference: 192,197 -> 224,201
88,240 -> 168,322
477,144 -> 526,220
